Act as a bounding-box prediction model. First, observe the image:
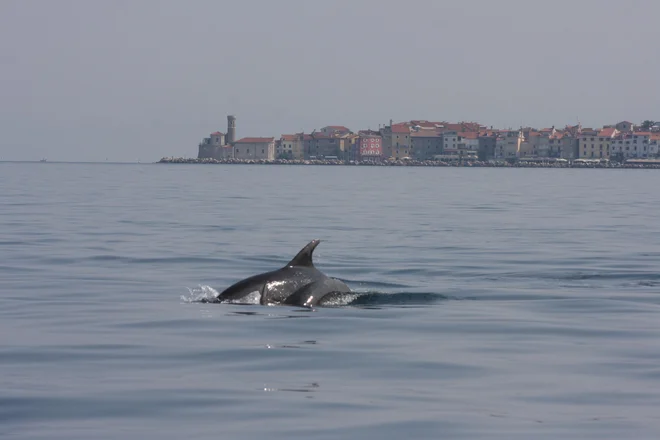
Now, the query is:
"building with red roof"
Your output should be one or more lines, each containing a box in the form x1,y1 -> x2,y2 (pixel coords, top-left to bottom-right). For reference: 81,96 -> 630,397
390,123 -> 411,134
579,127 -> 617,159
383,123 -> 412,159
320,125 -> 352,137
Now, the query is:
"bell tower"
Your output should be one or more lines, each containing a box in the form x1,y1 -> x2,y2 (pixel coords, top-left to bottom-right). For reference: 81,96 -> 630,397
227,115 -> 236,145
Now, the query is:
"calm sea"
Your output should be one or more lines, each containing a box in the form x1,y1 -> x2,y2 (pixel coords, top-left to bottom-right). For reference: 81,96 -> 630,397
1,162 -> 660,439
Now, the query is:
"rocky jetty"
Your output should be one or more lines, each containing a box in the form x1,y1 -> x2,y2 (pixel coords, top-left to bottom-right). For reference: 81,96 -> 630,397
156,157 -> 660,169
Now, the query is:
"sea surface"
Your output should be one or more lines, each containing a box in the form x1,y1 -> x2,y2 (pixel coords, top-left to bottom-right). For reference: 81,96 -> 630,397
1,162 -> 660,439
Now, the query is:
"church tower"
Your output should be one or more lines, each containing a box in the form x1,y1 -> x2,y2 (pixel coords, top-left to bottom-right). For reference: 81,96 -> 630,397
227,115 -> 236,145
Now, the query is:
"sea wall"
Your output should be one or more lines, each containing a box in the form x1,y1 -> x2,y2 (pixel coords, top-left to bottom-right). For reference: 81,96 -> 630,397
158,157 -> 660,169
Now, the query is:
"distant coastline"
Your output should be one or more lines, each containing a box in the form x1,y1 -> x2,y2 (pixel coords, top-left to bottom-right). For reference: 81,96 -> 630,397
157,156 -> 660,169
192,117 -> 660,166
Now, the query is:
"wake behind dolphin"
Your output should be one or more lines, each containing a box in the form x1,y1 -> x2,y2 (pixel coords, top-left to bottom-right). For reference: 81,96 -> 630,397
214,240 -> 352,307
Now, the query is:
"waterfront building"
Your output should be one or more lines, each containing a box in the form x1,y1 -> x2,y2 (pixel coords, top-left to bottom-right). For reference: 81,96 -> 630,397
546,133 -> 563,157
536,127 -> 558,157
610,134 -> 630,160
525,128 -> 564,158
536,133 -> 552,157
198,137 -> 215,159
198,131 -> 226,159
343,133 -> 359,160
278,134 -> 305,159
558,133 -> 579,160
356,131 -> 383,160
302,134 -> 314,159
579,127 -> 617,159
274,138 -> 282,157
410,128 -> 442,160
197,114 -> 240,160
233,137 -> 275,160
379,123 -> 394,159
494,129 -> 524,158
650,134 -> 660,157
305,134 -> 335,159
442,130 -> 460,152
578,128 -> 598,159
392,124 -> 412,159
559,125 -> 581,160
215,145 -> 234,159
518,131 -> 539,157
632,132 -> 653,158
611,132 -> 653,159
381,123 -> 412,159
457,132 -> 480,153
305,133 -> 351,159
477,132 -> 497,160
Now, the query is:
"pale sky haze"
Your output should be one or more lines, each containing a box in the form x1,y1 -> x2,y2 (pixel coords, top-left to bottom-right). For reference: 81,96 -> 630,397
1,0 -> 659,162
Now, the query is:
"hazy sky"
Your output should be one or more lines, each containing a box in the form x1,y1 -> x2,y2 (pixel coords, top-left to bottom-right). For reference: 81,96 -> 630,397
1,0 -> 659,162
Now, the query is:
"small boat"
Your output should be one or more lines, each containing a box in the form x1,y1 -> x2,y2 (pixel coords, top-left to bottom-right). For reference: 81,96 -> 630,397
39,158 -> 47,162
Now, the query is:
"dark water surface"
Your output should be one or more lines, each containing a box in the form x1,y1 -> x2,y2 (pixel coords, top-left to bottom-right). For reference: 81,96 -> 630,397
2,162 -> 660,439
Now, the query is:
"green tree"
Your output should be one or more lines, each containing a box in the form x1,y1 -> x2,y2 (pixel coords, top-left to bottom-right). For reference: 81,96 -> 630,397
640,120 -> 656,131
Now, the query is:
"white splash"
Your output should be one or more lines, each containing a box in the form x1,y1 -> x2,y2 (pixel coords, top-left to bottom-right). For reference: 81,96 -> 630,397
318,292 -> 362,307
180,286 -> 262,305
180,285 -> 220,303
228,290 -> 261,305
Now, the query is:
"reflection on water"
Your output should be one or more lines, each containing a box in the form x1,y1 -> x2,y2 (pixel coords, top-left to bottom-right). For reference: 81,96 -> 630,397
262,383 -> 320,393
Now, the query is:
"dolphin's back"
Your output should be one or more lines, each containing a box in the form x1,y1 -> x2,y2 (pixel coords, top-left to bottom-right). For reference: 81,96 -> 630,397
282,277 -> 351,307
259,266 -> 321,305
216,270 -> 278,302
215,240 -> 351,307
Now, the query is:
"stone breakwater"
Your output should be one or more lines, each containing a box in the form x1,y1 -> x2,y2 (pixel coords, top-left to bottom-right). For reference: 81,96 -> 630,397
157,157 -> 660,169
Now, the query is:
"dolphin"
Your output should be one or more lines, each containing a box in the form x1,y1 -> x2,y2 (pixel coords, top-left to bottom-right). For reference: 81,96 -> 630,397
216,240 -> 351,307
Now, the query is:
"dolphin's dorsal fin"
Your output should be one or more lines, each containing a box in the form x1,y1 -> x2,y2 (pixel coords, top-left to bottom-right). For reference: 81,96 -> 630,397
286,240 -> 321,267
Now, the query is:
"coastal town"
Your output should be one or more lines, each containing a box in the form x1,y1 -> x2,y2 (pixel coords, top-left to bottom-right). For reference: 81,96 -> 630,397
159,116 -> 660,168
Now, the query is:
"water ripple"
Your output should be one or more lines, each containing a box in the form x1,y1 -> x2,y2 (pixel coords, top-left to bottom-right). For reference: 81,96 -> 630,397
2,164 -> 660,439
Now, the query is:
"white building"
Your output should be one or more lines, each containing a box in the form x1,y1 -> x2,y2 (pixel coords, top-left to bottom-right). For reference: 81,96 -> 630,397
611,132 -> 653,159
442,131 -> 459,151
494,130 -> 524,158
457,132 -> 480,151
